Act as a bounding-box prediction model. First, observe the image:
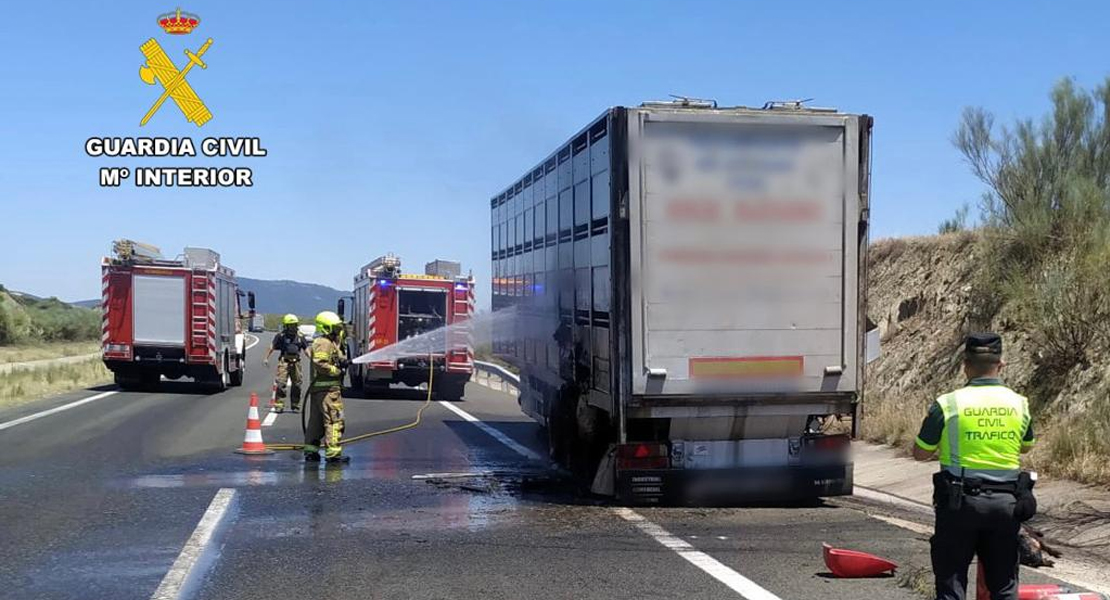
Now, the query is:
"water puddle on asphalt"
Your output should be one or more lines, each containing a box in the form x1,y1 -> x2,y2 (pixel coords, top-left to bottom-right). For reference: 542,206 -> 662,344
235,469 -> 606,539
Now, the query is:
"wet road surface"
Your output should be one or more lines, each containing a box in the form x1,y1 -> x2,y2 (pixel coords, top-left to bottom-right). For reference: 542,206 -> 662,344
0,340 -> 1082,599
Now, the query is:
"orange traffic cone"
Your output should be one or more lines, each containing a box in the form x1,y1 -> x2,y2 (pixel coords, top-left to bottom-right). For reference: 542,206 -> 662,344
234,392 -> 273,455
976,561 -> 1084,600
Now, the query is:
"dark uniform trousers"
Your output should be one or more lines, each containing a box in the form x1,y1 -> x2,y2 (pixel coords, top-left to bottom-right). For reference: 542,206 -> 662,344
931,489 -> 1019,600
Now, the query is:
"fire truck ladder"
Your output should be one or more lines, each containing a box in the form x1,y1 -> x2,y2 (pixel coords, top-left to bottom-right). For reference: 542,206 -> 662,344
190,269 -> 212,360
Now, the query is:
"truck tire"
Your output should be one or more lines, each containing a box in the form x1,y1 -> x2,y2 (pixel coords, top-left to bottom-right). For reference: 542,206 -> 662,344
348,365 -> 364,395
435,377 -> 467,402
208,357 -> 229,393
230,348 -> 245,387
363,381 -> 391,399
115,373 -> 139,391
229,364 -> 244,387
139,371 -> 161,391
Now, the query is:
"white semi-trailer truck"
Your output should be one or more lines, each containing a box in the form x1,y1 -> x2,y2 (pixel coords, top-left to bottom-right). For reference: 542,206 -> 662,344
489,99 -> 872,504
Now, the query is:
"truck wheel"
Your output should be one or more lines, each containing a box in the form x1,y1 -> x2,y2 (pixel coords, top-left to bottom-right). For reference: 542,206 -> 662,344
139,372 -> 161,391
229,364 -> 244,387
435,377 -> 467,401
209,357 -> 229,393
115,373 -> 139,391
348,366 -> 364,395
363,381 -> 390,399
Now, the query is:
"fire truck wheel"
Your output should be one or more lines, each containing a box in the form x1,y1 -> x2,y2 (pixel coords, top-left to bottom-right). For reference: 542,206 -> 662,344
139,372 -> 161,391
348,367 -> 363,393
229,364 -> 244,387
435,377 -> 467,402
363,381 -> 391,399
115,373 -> 140,391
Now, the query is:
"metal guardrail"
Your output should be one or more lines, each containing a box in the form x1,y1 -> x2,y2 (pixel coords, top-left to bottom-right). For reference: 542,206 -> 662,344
472,360 -> 520,395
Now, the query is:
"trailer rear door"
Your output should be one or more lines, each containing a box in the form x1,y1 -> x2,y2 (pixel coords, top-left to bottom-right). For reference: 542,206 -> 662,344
132,274 -> 186,345
627,109 -> 863,396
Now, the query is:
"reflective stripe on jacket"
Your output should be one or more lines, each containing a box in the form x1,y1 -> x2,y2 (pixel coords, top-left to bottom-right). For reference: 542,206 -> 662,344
310,336 -> 342,389
924,383 -> 1032,481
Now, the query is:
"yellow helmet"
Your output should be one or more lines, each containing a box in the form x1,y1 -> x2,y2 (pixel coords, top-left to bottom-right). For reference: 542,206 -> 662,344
315,311 -> 342,336
282,314 -> 299,326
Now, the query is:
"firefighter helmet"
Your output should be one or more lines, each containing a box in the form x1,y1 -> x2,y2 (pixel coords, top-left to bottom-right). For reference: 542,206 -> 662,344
315,311 -> 342,336
282,314 -> 299,326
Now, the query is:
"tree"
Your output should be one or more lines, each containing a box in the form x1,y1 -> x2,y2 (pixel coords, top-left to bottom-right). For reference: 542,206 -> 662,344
953,77 -> 1110,369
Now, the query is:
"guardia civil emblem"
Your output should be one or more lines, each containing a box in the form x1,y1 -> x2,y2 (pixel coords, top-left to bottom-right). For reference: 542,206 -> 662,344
138,9 -> 213,127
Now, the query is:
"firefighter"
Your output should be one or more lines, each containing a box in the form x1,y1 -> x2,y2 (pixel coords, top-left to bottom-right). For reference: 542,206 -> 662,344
263,314 -> 309,412
304,311 -> 349,464
913,333 -> 1037,600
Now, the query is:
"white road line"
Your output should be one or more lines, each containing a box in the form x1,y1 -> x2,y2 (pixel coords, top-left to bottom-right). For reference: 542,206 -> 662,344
261,410 -> 277,427
613,507 -> 783,600
0,391 -> 118,433
436,401 -> 542,460
245,334 -> 260,350
852,485 -> 932,514
433,400 -> 781,599
150,487 -> 237,600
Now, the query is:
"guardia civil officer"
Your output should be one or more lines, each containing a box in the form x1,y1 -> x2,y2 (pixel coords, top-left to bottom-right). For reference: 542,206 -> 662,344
913,333 -> 1037,600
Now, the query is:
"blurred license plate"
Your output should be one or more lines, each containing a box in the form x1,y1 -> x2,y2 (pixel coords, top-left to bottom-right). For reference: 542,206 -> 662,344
689,356 -> 803,378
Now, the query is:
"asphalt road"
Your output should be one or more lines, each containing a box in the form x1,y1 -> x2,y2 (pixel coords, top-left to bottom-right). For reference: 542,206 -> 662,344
0,337 -> 1084,600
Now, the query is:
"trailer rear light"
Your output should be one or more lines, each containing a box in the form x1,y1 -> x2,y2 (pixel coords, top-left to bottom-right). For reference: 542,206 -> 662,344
105,343 -> 131,354
617,443 -> 669,470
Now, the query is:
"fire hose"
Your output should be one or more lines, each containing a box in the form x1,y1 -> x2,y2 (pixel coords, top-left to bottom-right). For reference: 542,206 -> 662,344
263,351 -> 435,452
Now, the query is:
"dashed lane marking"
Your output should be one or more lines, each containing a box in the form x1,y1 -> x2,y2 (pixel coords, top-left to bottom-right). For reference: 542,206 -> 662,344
613,507 -> 783,600
150,487 -> 237,600
436,400 -> 542,460
261,410 -> 277,427
0,391 -> 119,433
433,398 -> 783,599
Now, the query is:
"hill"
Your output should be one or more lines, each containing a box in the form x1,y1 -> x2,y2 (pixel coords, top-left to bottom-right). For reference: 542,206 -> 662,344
71,277 -> 346,317
0,285 -> 101,344
236,277 -> 345,317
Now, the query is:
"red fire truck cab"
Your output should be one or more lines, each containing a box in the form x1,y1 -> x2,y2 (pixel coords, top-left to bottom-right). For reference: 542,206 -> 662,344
101,241 -> 255,391
346,254 -> 474,400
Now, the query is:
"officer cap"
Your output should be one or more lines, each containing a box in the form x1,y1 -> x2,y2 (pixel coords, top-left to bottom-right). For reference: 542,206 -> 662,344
965,332 -> 1002,359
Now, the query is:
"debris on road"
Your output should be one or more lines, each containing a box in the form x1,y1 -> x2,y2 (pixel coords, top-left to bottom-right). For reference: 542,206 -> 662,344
822,542 -> 898,578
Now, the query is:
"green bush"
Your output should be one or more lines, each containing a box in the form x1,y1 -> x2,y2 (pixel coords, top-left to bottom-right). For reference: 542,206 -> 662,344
954,77 -> 1110,372
937,202 -> 970,234
0,290 -> 100,344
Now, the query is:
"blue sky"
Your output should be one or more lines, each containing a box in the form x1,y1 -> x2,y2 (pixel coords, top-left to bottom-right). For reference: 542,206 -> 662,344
1,0 -> 1107,306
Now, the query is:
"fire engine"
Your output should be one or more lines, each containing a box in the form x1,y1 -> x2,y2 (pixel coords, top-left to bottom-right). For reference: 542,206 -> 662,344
101,240 -> 255,391
345,254 -> 474,400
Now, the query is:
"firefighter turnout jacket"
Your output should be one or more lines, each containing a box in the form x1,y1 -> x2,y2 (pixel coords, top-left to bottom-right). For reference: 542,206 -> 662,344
310,336 -> 343,390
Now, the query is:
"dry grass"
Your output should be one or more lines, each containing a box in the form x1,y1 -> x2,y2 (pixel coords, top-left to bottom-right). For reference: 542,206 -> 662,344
0,357 -> 111,409
1028,402 -> 1110,485
0,341 -> 100,364
896,564 -> 933,598
859,389 -> 937,451
862,388 -> 1110,485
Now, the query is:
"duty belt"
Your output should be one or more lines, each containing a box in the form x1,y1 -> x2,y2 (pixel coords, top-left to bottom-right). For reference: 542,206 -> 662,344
943,472 -> 1018,495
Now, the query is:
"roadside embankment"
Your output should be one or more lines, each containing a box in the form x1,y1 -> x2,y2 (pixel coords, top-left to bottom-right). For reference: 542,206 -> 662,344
862,232 -> 1110,485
